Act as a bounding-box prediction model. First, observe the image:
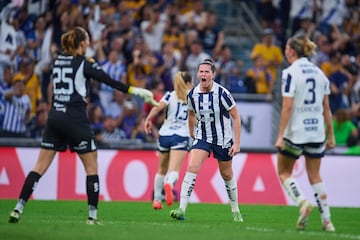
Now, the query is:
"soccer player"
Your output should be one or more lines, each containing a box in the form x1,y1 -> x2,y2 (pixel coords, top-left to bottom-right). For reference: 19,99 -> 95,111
8,26 -> 158,225
144,71 -> 193,209
170,59 -> 243,222
275,35 -> 336,231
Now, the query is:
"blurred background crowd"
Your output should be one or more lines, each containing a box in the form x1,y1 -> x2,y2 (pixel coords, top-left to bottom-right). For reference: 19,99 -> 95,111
0,0 -> 360,152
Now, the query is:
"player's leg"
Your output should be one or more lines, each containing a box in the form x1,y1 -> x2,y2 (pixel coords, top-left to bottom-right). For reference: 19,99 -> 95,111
277,140 -> 313,230
153,151 -> 169,209
216,145 -> 243,222
9,149 -> 56,223
170,141 -> 209,220
78,151 -> 101,224
164,149 -> 188,206
305,155 -> 335,232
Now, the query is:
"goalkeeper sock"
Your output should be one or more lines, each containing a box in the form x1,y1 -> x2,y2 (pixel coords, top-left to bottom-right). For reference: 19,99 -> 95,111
283,177 -> 305,206
16,171 -> 41,212
224,178 -> 239,212
153,173 -> 165,202
179,172 -> 197,212
87,175 -> 99,219
312,182 -> 331,222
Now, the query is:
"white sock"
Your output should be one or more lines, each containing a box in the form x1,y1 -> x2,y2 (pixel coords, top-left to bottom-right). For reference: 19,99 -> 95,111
15,199 -> 26,213
283,177 -> 305,205
89,205 -> 97,219
154,174 -> 165,201
165,171 -> 179,187
225,178 -> 240,212
312,182 -> 331,222
179,172 -> 197,212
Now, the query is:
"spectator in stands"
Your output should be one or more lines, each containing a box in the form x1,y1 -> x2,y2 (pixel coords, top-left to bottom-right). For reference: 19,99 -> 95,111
246,54 -> 273,96
198,9 -> 224,58
118,95 -> 140,139
181,0 -> 207,30
13,58 -> 42,118
250,28 -> 283,85
329,53 -> 357,113
140,5 -> 166,54
288,0 -> 316,36
0,63 -> 14,131
215,45 -> 238,89
27,100 -> 48,139
1,78 -> 31,137
95,39 -> 127,111
88,103 -> 104,141
131,116 -> 157,143
333,108 -> 358,147
312,34 -> 332,67
320,50 -> 342,77
256,0 -> 277,28
318,0 -> 348,36
98,115 -> 127,144
184,39 -> 210,83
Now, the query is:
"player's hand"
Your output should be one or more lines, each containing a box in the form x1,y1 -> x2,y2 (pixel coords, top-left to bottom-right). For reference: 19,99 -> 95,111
129,87 -> 159,107
275,136 -> 284,151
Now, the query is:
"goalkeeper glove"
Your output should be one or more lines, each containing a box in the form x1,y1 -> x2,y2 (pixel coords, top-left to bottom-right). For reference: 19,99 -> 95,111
128,86 -> 159,106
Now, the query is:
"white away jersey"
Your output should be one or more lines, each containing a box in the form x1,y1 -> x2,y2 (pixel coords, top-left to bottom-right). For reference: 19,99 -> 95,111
281,57 -> 330,143
187,81 -> 236,147
158,91 -> 189,137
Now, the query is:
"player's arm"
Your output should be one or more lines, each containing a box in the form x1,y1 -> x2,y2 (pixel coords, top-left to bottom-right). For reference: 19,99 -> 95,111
229,105 -> 241,156
84,59 -> 159,106
275,96 -> 293,150
188,110 -> 196,139
144,99 -> 167,134
323,95 -> 335,149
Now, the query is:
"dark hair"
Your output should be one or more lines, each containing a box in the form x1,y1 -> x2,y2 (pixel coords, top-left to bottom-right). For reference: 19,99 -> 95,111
181,71 -> 192,84
198,58 -> 215,73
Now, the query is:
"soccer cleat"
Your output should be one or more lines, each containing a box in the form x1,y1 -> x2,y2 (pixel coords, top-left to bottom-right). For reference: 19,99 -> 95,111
86,217 -> 102,225
322,220 -> 335,232
164,183 -> 174,206
296,200 -> 313,230
170,208 -> 185,220
152,200 -> 163,210
232,211 -> 244,222
8,210 -> 21,223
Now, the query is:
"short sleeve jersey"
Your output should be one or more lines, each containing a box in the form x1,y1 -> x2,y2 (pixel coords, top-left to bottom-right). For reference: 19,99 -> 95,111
281,57 -> 331,143
187,81 -> 236,147
158,91 -> 189,137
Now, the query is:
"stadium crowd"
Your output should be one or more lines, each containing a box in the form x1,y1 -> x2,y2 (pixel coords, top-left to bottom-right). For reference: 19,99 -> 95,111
0,0 -> 360,152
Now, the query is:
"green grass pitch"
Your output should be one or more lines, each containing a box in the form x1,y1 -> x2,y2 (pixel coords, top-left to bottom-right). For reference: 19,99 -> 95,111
0,200 -> 359,240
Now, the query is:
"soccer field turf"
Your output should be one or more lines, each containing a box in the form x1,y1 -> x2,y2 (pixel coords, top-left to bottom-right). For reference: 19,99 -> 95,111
0,200 -> 359,240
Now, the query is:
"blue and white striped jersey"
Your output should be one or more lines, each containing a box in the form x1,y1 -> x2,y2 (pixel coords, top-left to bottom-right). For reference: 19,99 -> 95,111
187,81 -> 236,147
159,91 -> 189,137
2,94 -> 31,134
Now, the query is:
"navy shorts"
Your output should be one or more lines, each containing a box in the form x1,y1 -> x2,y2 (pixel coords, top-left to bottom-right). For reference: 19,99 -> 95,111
279,138 -> 325,159
158,135 -> 191,152
191,139 -> 232,161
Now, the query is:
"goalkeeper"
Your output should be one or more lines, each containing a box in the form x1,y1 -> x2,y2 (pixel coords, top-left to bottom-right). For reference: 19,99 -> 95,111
8,26 -> 158,225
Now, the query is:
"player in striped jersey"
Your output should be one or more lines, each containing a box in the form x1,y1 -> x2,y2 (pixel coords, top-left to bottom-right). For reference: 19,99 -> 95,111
170,59 -> 243,222
145,71 -> 193,209
8,26 -> 159,225
275,36 -> 336,231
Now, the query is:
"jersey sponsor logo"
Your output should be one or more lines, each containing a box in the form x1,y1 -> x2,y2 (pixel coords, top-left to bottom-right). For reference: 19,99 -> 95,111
303,118 -> 318,124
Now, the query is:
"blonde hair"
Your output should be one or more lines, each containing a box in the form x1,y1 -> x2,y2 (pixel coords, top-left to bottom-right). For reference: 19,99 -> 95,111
288,36 -> 316,58
61,26 -> 88,56
174,71 -> 192,102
